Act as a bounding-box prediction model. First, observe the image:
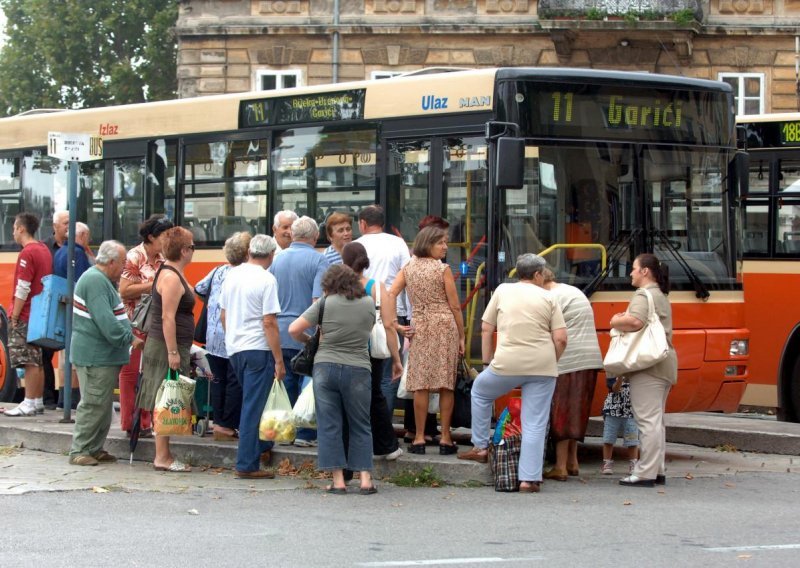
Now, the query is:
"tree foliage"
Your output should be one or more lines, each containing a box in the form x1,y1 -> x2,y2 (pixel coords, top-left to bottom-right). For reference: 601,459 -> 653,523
0,0 -> 178,117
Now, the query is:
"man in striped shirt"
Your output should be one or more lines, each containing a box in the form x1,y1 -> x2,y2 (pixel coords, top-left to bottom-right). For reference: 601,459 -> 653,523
68,241 -> 144,466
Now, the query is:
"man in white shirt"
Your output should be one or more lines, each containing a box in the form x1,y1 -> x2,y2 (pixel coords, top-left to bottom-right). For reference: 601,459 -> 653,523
220,234 -> 285,479
355,205 -> 410,411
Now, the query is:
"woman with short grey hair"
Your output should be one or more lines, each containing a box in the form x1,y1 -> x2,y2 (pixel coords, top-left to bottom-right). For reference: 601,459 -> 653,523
458,253 -> 568,493
195,231 -> 252,441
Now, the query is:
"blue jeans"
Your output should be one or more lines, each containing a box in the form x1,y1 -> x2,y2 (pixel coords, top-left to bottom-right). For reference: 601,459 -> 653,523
313,362 -> 373,472
281,348 -> 316,442
230,350 -> 275,473
470,368 -> 556,482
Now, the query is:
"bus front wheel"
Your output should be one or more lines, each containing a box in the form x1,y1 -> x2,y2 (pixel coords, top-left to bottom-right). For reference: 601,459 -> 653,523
790,355 -> 800,424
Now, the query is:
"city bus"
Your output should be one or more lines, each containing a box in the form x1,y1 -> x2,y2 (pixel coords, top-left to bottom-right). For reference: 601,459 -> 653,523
0,67 -> 749,414
737,113 -> 800,421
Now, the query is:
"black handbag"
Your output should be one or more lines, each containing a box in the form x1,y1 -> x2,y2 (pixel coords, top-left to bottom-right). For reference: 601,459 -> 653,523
193,266 -> 220,345
290,296 -> 326,376
451,357 -> 474,429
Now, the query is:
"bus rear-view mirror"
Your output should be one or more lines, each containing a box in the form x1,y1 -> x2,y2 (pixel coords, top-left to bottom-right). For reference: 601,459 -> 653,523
496,137 -> 524,189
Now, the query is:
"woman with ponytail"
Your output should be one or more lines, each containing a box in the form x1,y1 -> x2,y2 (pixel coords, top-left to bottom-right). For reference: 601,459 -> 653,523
609,253 -> 678,487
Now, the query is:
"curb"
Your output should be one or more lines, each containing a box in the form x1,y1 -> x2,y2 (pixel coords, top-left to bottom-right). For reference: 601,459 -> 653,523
586,416 -> 800,455
0,421 -> 492,486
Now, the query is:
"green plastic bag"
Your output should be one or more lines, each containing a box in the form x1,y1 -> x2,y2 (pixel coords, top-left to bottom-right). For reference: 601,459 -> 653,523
259,380 -> 296,443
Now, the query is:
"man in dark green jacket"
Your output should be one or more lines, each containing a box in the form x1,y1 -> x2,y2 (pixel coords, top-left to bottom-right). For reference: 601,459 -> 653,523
69,241 -> 144,466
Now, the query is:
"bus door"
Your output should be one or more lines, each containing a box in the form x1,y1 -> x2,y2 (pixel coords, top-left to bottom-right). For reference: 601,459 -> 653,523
384,134 -> 489,363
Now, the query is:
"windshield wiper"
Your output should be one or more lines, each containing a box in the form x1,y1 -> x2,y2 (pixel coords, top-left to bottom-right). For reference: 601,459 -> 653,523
652,230 -> 710,300
582,228 -> 642,297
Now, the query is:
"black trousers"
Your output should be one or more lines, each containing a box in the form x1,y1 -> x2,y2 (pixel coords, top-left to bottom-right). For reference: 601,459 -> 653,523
206,354 -> 243,430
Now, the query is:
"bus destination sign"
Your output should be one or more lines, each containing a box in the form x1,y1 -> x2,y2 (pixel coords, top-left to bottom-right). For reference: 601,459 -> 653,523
240,89 -> 366,128
779,121 -> 800,146
515,82 -> 732,146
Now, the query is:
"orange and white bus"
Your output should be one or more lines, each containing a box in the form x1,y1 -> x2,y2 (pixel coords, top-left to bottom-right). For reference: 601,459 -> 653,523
738,113 -> 800,421
0,68 -> 749,413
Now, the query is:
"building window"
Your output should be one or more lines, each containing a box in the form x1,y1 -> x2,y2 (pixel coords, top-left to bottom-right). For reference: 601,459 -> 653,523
255,69 -> 302,91
370,70 -> 403,80
719,73 -> 765,116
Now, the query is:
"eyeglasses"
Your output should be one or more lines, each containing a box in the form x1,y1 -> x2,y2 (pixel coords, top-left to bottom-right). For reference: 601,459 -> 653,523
186,244 -> 196,251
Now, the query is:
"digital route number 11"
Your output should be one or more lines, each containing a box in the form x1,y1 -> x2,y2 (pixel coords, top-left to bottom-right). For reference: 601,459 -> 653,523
551,92 -> 574,123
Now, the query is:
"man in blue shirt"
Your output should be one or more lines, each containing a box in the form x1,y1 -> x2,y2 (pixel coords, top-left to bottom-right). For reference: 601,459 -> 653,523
269,215 -> 329,446
52,222 -> 94,409
53,222 -> 94,282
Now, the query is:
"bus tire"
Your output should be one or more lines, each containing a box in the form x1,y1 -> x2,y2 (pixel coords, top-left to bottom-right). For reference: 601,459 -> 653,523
790,356 -> 800,424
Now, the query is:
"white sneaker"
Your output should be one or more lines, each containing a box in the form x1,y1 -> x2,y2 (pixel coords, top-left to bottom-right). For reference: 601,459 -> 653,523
382,447 -> 403,461
601,459 -> 614,475
629,459 -> 639,474
4,402 -> 37,417
293,439 -> 318,448
35,403 -> 45,414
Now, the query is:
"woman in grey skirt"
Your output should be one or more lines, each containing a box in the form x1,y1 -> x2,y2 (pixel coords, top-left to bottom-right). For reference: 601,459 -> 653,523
136,226 -> 196,472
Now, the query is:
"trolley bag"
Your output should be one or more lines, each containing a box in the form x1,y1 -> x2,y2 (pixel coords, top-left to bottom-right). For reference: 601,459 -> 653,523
259,380 -> 296,443
153,369 -> 196,437
489,434 -> 522,492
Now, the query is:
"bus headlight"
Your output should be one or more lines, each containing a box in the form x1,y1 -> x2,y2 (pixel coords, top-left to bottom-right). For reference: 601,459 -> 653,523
730,339 -> 749,356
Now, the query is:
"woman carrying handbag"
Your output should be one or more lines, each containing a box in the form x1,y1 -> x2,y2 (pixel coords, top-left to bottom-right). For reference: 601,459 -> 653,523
609,253 -> 678,488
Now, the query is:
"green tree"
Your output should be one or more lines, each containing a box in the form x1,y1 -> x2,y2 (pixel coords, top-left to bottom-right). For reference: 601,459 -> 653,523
0,0 -> 178,117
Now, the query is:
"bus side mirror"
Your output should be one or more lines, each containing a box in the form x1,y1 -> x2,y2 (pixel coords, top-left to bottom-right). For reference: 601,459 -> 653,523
495,138 -> 524,189
735,151 -> 749,199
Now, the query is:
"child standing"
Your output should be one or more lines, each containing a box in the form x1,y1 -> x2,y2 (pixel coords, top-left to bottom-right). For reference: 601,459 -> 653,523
601,377 -> 639,475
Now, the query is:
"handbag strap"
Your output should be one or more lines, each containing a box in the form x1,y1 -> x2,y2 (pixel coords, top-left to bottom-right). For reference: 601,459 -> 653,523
200,266 -> 221,302
317,295 -> 326,331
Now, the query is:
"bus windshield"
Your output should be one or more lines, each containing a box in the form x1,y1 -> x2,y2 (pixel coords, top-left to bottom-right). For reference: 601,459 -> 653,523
499,142 -> 738,291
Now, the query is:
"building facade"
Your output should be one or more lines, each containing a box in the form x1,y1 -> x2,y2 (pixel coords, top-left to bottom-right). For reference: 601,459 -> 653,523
176,0 -> 800,114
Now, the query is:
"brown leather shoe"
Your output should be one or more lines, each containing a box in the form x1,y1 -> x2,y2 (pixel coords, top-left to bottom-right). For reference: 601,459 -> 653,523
518,481 -> 541,493
457,447 -> 489,464
543,468 -> 568,482
235,469 -> 275,479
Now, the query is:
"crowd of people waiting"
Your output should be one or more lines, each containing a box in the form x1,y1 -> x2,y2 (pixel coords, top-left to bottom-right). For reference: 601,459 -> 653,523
1,206 -> 677,492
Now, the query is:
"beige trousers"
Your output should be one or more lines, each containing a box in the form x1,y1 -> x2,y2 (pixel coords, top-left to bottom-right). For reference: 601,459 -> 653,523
628,371 -> 671,480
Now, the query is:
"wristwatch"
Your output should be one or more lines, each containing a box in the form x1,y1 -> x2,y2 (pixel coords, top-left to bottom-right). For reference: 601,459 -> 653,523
168,350 -> 178,355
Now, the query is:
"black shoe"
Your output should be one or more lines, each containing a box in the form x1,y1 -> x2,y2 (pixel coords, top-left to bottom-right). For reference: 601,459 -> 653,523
439,442 -> 458,456
655,474 -> 666,486
619,475 -> 655,487
407,443 -> 426,455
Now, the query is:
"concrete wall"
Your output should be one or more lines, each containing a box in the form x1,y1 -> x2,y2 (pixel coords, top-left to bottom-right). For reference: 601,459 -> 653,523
175,0 -> 800,112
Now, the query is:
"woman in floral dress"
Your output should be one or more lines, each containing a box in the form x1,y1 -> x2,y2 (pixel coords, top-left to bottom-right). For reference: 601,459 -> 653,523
389,225 -> 464,455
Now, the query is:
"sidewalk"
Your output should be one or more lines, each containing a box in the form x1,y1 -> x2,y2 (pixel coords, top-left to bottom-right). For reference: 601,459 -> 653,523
1,409 -> 798,487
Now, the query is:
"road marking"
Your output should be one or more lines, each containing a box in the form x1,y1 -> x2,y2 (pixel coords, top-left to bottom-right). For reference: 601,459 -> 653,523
704,544 -> 800,552
355,557 -> 544,567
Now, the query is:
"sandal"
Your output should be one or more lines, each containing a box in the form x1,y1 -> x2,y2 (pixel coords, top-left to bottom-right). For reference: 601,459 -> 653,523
439,442 -> 458,455
153,460 -> 191,473
325,485 -> 347,495
359,485 -> 378,495
407,443 -> 426,455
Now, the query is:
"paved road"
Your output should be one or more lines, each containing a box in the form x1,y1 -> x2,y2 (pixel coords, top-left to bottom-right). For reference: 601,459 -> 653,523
2,447 -> 799,567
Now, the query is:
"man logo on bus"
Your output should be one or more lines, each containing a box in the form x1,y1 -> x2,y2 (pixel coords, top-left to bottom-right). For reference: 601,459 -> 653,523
459,96 -> 491,108
607,97 -> 682,128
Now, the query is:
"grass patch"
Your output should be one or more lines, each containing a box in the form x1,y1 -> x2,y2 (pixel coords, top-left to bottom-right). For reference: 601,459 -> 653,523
388,466 -> 443,488
715,443 -> 738,453
0,446 -> 21,457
